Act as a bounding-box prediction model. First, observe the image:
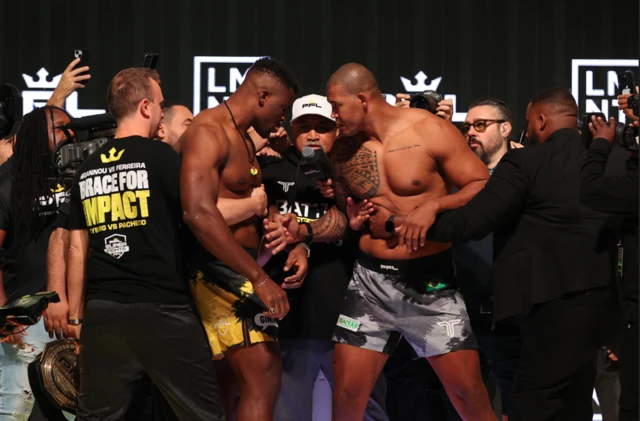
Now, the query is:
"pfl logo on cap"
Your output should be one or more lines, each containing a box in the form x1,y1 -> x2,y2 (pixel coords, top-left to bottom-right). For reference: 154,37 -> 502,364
302,101 -> 322,109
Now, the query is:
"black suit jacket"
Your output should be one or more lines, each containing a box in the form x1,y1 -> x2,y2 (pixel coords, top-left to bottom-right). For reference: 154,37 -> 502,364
428,128 -> 618,322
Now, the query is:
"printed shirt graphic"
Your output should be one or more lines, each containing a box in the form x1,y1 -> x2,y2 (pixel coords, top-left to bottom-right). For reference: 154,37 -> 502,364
67,136 -> 189,304
0,159 -> 71,301
259,151 -> 357,341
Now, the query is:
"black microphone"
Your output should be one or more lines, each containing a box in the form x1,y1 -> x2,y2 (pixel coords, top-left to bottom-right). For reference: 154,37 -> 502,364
299,146 -> 333,180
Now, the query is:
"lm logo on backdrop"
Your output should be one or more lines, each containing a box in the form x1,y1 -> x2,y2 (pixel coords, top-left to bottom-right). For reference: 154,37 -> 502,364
571,58 -> 639,120
192,56 -> 468,121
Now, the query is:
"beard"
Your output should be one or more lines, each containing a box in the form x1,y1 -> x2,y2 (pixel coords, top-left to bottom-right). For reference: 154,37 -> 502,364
469,135 -> 503,165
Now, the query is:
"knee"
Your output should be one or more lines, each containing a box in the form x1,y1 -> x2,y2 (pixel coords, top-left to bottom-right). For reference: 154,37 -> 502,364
333,377 -> 369,406
239,347 -> 282,391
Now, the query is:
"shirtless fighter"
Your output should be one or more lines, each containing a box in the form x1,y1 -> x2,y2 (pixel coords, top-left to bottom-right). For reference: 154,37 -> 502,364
326,63 -> 496,421
180,57 -> 299,421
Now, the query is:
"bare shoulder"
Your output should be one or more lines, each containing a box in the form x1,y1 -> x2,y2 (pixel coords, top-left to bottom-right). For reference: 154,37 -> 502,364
181,109 -> 231,163
331,134 -> 367,165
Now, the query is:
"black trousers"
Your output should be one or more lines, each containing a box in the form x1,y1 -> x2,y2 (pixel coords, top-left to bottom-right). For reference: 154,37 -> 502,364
471,309 -> 522,418
76,300 -> 224,421
619,321 -> 639,421
511,287 -> 618,421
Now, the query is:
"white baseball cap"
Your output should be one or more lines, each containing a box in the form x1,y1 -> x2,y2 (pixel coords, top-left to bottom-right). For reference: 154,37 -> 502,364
290,94 -> 334,123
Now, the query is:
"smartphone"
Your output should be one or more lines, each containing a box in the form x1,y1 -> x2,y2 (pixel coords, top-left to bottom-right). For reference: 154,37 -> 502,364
617,70 -> 635,95
73,49 -> 90,87
141,53 -> 159,70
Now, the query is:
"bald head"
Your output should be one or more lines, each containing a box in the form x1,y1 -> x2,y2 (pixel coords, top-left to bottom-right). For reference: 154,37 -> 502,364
327,63 -> 379,95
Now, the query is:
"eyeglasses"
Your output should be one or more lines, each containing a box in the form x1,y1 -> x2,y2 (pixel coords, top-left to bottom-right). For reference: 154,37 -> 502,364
461,119 -> 505,136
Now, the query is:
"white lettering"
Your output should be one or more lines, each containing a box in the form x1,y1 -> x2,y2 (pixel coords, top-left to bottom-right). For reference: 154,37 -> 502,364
229,68 -> 249,93
586,71 -> 605,96
207,68 -> 226,93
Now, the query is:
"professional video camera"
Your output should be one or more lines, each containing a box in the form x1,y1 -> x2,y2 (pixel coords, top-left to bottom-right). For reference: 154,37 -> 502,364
408,90 -> 443,114
0,291 -> 60,336
0,84 -> 23,139
578,113 -> 639,150
52,113 -> 116,178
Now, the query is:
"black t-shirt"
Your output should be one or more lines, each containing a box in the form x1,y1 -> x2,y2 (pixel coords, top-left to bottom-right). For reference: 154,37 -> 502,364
0,158 -> 70,302
259,150 -> 357,341
67,136 -> 189,304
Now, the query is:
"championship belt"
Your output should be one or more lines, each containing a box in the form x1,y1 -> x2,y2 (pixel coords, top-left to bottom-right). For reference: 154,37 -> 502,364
28,338 -> 79,415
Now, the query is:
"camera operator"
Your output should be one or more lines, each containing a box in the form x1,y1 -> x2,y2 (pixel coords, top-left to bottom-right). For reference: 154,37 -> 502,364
0,105 -> 75,420
259,94 -> 388,421
579,115 -> 639,421
395,93 -> 454,119
65,68 -> 223,420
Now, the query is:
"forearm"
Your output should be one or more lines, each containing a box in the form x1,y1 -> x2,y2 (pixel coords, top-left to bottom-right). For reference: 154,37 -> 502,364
432,179 -> 488,213
217,197 -> 258,225
67,238 -> 87,319
309,206 -> 348,242
184,206 -> 267,285
578,139 -> 636,214
46,90 -> 67,108
46,228 -> 69,302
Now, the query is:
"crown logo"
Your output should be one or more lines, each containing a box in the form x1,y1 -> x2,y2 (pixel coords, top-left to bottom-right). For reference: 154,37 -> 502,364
22,68 -> 63,89
50,184 -> 65,193
101,147 -> 125,163
400,71 -> 442,93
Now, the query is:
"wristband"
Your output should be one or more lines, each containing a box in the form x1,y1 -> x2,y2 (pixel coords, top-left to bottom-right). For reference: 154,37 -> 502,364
67,318 -> 83,326
301,222 -> 313,245
385,215 -> 396,234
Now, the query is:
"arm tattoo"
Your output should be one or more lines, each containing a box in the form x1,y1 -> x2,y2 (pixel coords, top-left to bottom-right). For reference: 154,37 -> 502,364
310,206 -> 348,242
335,146 -> 380,199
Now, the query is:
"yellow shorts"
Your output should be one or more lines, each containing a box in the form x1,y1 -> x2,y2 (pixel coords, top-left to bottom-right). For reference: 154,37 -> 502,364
190,266 -> 278,360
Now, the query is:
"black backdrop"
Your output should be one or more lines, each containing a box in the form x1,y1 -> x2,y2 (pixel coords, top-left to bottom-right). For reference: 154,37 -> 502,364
1,0 -> 638,129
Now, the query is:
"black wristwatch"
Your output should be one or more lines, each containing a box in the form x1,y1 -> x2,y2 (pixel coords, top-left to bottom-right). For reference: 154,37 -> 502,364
385,215 -> 396,234
301,222 -> 314,246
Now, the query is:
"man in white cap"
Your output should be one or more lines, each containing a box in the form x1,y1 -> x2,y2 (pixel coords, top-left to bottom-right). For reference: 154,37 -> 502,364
259,94 -> 388,421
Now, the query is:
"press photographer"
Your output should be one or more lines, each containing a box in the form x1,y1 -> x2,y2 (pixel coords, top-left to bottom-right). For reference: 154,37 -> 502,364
579,115 -> 639,421
395,91 -> 453,119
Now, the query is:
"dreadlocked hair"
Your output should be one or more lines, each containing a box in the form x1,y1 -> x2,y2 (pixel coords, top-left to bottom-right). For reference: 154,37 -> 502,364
10,106 -> 58,244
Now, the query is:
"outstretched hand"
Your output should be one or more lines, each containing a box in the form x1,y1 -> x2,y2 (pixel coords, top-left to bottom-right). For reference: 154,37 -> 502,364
347,197 -> 374,231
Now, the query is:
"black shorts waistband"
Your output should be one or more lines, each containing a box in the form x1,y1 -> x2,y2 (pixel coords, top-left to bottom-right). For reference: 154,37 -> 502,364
357,249 -> 454,277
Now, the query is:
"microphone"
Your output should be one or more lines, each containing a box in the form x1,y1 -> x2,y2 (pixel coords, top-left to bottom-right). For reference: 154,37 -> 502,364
298,146 -> 333,180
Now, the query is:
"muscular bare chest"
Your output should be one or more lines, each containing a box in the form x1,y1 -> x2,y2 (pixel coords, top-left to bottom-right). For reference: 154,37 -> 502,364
335,136 -> 439,200
220,133 -> 262,195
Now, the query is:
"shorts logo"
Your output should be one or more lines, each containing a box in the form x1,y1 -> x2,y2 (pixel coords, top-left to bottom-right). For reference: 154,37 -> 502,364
437,319 -> 461,338
254,314 -> 278,331
104,234 -> 130,259
380,264 -> 399,271
337,315 -> 361,332
193,56 -> 262,115
214,314 -> 231,336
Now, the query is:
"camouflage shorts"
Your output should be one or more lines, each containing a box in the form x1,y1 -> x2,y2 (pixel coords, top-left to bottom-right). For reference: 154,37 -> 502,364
333,251 -> 477,358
